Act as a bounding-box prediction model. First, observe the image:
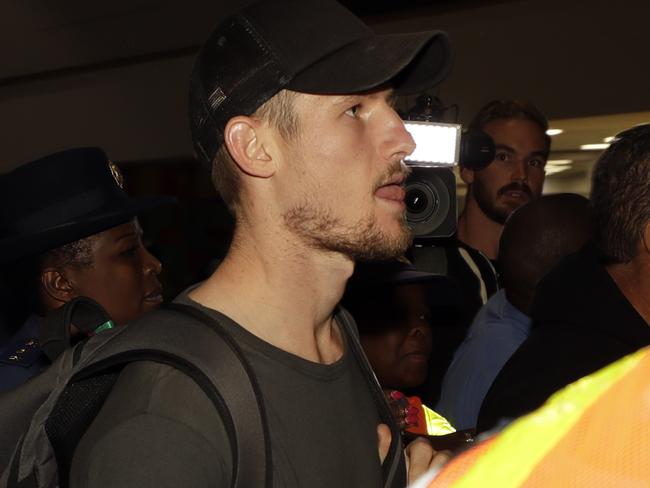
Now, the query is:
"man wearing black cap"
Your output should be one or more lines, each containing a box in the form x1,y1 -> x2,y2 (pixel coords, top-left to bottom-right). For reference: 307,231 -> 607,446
70,0 -> 452,486
0,147 -> 171,392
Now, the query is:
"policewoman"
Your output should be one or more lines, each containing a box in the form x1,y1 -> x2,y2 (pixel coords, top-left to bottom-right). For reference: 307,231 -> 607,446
0,147 -> 173,392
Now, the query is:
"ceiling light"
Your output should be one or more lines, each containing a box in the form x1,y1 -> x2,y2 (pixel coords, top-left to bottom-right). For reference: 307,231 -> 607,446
546,128 -> 563,136
545,166 -> 571,175
580,143 -> 610,151
603,136 -> 615,143
547,159 -> 573,166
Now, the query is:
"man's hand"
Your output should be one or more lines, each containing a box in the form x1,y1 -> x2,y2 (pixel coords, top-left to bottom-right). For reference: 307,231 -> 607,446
405,437 -> 451,485
377,424 -> 392,464
378,424 -> 451,485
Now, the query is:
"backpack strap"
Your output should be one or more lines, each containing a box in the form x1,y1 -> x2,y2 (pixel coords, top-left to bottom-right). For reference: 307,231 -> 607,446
7,305 -> 271,488
40,297 -> 114,363
336,307 -> 407,488
164,303 -> 273,487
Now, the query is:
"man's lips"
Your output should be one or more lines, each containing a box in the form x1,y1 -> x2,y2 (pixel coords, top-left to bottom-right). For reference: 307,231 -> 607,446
375,174 -> 407,202
502,190 -> 529,200
498,183 -> 532,200
375,185 -> 406,201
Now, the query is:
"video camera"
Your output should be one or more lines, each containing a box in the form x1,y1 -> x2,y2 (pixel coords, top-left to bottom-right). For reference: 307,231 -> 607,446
403,96 -> 495,240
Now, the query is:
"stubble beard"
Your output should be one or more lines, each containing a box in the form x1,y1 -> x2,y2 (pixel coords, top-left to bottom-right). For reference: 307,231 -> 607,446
283,203 -> 413,261
472,180 -> 513,225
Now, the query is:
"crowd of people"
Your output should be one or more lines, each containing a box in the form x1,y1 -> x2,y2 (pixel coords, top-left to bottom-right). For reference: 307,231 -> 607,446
1,0 -> 649,486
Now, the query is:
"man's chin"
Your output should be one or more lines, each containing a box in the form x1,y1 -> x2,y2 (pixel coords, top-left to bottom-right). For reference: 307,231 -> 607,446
354,229 -> 412,261
479,200 -> 519,225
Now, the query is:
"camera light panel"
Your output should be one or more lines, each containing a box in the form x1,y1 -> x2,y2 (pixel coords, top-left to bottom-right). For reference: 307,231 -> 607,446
403,121 -> 461,166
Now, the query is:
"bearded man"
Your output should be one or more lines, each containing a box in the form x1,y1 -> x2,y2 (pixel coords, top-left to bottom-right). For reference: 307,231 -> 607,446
458,100 -> 550,262
413,100 -> 550,407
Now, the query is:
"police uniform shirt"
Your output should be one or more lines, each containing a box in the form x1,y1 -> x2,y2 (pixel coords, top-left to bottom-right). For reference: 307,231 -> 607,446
0,315 -> 49,392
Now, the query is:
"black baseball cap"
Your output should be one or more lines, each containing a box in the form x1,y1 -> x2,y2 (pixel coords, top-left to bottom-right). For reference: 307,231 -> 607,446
0,147 -> 175,263
189,0 -> 453,167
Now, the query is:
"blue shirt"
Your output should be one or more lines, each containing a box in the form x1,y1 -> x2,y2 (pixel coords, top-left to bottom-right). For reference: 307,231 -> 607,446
0,315 -> 49,392
435,289 -> 531,430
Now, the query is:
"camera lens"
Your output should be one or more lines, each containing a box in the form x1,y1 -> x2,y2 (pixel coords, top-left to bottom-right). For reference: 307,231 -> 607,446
405,168 -> 455,238
406,188 -> 429,214
404,181 -> 438,223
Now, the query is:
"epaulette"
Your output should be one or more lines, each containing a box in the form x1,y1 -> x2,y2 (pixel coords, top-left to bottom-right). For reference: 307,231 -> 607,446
0,338 -> 42,368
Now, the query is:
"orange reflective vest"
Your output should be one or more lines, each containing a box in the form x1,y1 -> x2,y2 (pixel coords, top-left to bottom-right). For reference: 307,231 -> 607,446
425,346 -> 650,487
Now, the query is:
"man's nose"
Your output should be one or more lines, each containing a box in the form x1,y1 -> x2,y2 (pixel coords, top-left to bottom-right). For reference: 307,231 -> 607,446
382,109 -> 416,160
512,158 -> 529,182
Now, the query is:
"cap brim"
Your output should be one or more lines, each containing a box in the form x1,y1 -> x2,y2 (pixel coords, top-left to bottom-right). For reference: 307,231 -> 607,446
0,195 -> 176,264
287,30 -> 452,95
390,272 -> 462,308
349,261 -> 462,308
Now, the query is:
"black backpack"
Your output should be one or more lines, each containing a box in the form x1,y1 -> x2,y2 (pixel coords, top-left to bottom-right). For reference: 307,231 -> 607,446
0,300 -> 405,488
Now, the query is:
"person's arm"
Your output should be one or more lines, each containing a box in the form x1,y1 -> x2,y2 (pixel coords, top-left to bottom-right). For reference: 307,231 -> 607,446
70,361 -> 233,487
70,411 -> 230,488
436,320 -> 527,429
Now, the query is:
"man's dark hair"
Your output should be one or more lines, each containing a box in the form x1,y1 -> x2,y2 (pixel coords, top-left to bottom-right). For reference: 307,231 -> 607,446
468,99 -> 551,151
0,235 -> 97,327
591,124 -> 650,263
499,193 -> 594,314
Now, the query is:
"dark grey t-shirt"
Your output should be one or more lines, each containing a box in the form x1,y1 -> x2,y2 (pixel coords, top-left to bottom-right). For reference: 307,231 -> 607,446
70,294 -> 384,487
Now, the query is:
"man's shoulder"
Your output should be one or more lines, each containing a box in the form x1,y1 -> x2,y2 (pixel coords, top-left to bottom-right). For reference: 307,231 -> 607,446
71,360 -> 232,487
103,360 -> 223,425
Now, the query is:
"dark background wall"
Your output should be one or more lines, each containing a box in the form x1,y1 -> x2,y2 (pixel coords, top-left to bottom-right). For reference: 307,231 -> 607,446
1,0 -> 649,168
1,0 -> 649,295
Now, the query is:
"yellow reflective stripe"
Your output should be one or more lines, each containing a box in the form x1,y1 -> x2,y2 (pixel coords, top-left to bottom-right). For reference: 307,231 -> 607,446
423,405 -> 456,435
452,348 -> 647,488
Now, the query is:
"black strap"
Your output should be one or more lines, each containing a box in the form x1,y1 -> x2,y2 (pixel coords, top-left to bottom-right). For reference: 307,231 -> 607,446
40,297 -> 112,363
165,303 -> 273,487
336,307 -> 406,488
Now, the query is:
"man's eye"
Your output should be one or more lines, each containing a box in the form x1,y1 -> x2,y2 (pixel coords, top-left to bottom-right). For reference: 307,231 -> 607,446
529,159 -> 546,168
495,153 -> 509,162
345,104 -> 361,118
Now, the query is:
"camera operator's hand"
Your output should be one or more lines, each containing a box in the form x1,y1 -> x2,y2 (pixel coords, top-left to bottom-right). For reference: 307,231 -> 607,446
377,424 -> 451,485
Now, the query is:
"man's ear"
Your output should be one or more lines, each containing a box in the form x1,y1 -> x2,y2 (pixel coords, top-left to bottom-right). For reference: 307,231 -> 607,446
460,166 -> 475,185
224,116 -> 276,178
41,268 -> 76,306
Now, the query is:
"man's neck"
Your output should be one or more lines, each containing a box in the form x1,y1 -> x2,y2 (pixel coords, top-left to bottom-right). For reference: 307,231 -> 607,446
189,220 -> 352,364
607,257 -> 650,325
457,195 -> 503,260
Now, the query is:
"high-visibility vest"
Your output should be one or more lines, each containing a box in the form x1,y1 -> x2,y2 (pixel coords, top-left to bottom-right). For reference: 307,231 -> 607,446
423,346 -> 650,487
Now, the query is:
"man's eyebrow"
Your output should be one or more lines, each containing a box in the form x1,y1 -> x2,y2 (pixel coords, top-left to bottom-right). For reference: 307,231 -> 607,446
494,144 -> 515,153
529,150 -> 549,159
494,145 -> 549,159
385,90 -> 398,108
331,95 -> 361,106
331,89 -> 397,107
